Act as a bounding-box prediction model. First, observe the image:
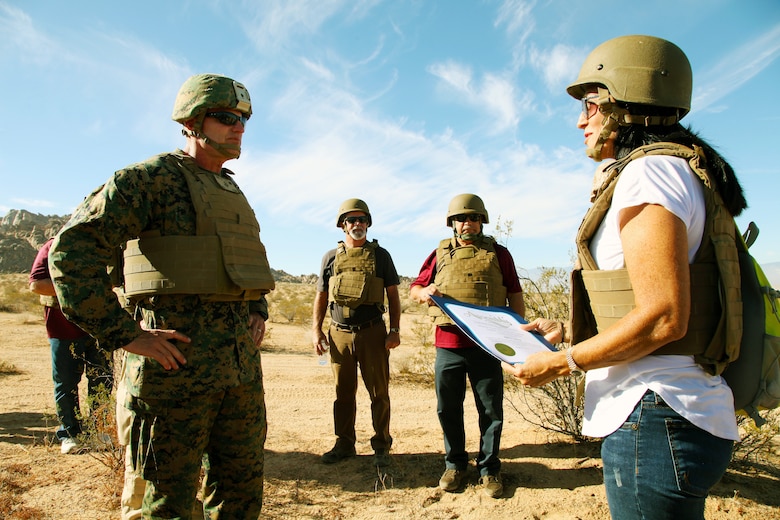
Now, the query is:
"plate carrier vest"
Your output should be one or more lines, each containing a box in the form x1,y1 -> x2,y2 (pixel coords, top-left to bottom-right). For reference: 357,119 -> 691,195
328,240 -> 385,317
571,142 -> 742,375
123,152 -> 275,302
428,236 -> 508,326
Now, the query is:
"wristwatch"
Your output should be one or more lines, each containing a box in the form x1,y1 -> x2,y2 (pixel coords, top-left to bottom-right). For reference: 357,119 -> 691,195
566,348 -> 584,377
389,327 -> 400,334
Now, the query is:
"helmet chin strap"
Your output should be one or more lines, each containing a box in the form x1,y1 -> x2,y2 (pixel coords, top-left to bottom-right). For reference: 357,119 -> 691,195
586,87 -> 681,162
453,227 -> 483,242
182,121 -> 242,160
586,88 -> 623,162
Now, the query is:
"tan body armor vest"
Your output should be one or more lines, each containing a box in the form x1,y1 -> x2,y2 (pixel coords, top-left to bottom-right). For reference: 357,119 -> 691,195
571,143 -> 742,375
123,153 -> 275,301
428,236 -> 508,326
328,240 -> 385,315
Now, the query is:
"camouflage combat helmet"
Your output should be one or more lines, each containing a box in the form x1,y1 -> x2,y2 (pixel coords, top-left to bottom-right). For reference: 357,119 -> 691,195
565,35 -> 692,161
336,198 -> 372,228
172,73 -> 252,158
446,193 -> 489,226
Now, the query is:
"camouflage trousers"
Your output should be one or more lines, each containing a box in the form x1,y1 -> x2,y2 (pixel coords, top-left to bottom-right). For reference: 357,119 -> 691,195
127,378 -> 267,519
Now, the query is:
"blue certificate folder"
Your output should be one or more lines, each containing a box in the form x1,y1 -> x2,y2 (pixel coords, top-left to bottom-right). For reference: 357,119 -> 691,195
430,295 -> 556,364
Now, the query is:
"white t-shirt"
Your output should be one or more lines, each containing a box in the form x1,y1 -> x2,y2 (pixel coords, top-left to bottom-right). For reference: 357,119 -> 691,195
581,155 -> 740,441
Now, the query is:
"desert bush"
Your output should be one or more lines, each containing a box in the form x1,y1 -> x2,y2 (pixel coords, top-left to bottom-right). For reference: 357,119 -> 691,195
266,281 -> 317,325
395,317 -> 436,385
0,273 -> 39,314
0,463 -> 45,519
732,410 -> 780,466
503,265 -> 587,440
0,359 -> 21,375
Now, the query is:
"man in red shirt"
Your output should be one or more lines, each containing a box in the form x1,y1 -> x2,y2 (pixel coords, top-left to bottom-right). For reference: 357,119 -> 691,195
410,194 -> 525,499
29,238 -> 113,454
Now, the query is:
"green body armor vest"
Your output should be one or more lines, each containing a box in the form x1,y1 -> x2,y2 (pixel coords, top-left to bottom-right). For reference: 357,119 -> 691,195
571,142 -> 742,375
328,240 -> 385,316
428,236 -> 508,326
123,153 -> 275,301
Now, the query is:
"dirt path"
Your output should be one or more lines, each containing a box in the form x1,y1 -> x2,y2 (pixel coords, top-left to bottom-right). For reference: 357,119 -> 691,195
1,313 -> 778,519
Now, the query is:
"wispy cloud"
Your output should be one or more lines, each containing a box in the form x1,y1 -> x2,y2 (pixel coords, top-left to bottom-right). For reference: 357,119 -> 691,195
238,0 -> 352,51
0,2 -> 66,65
528,43 -> 584,91
428,61 -> 520,133
495,0 -> 537,70
693,24 -> 780,112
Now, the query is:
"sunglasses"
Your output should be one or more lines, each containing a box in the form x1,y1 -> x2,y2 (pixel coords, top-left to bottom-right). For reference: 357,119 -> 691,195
581,94 -> 600,120
452,214 -> 482,223
205,111 -> 249,127
344,216 -> 369,225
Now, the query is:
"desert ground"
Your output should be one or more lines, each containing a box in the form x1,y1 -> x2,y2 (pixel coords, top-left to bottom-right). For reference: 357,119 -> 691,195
1,281 -> 779,519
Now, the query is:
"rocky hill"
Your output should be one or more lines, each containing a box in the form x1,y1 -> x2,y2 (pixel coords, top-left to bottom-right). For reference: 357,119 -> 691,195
0,209 -> 316,282
0,210 -> 68,273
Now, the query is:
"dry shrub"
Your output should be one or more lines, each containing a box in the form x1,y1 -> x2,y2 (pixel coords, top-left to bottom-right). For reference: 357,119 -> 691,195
0,463 -> 45,519
0,359 -> 21,375
504,266 -> 586,441
266,281 -> 317,325
732,410 -> 780,469
395,317 -> 435,385
0,274 -> 39,314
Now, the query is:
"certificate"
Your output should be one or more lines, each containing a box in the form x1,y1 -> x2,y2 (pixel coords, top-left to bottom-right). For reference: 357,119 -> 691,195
430,295 -> 556,364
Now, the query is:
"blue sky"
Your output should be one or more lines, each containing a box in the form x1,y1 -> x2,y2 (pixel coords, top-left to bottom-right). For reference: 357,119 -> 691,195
2,1 -> 779,278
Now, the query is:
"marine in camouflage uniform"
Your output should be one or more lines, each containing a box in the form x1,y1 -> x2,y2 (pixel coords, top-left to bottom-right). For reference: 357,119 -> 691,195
49,74 -> 274,520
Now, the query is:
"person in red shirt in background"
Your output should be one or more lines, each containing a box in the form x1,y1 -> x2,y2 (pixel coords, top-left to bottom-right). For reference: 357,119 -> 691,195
410,194 -> 525,499
29,238 -> 113,454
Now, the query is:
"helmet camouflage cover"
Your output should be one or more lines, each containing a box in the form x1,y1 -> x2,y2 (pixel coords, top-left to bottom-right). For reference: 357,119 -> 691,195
336,198 -> 372,228
447,193 -> 489,226
172,73 -> 252,131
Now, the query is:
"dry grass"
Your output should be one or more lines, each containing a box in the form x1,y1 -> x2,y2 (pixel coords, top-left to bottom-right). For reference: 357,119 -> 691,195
0,463 -> 45,520
0,273 -> 39,314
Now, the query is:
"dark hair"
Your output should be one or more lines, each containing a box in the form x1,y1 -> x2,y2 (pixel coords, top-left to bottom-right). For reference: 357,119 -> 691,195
613,106 -> 747,216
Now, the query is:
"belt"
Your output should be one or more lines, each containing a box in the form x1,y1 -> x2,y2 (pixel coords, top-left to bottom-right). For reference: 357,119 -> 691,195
333,316 -> 384,332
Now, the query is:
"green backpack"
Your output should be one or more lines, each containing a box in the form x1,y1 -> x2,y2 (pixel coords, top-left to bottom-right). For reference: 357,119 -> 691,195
722,222 -> 780,426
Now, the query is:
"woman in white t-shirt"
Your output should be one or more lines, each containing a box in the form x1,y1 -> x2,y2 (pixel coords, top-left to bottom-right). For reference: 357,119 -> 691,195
503,35 -> 747,520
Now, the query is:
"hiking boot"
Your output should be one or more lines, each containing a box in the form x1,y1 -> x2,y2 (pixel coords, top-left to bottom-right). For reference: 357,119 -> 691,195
479,473 -> 503,498
60,437 -> 81,455
373,449 -> 391,468
321,444 -> 356,464
438,468 -> 465,492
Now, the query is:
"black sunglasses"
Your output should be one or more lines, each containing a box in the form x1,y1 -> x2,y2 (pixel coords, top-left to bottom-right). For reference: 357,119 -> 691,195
206,111 -> 249,127
452,214 -> 482,223
344,216 -> 369,225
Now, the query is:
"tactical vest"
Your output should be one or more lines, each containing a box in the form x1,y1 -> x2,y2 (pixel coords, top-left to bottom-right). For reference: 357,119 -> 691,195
428,236 -> 508,326
123,152 -> 275,301
328,240 -> 385,316
571,142 -> 742,375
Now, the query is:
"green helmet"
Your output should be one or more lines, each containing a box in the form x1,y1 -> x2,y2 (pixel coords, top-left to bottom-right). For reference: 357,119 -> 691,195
172,73 -> 252,129
336,198 -> 372,228
566,35 -> 692,116
446,193 -> 488,226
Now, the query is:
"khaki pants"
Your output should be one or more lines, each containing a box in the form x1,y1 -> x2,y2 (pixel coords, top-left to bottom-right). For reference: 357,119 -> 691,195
328,321 -> 392,451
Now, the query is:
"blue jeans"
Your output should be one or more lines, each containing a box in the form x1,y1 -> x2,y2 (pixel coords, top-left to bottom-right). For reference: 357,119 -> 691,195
602,390 -> 733,520
51,335 -> 113,440
435,346 -> 503,476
